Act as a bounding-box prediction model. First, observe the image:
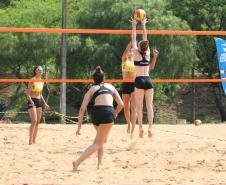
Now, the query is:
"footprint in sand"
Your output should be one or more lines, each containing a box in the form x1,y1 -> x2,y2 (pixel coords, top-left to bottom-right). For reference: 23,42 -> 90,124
127,140 -> 138,151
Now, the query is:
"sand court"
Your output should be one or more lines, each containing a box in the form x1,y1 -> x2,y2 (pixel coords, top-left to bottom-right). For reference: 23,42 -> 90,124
1,123 -> 226,185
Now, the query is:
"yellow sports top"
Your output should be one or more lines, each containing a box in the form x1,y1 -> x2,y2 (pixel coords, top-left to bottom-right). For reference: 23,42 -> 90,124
122,58 -> 135,73
32,82 -> 44,92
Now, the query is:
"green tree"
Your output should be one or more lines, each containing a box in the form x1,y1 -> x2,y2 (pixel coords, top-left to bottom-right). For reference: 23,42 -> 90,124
66,0 -> 196,105
0,0 -> 62,76
0,0 -> 62,113
168,0 -> 226,121
0,0 -> 12,8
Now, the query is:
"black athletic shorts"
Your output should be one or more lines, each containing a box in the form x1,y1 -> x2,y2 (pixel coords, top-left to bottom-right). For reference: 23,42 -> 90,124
122,82 -> 135,94
135,76 -> 153,90
91,105 -> 115,126
28,98 -> 43,109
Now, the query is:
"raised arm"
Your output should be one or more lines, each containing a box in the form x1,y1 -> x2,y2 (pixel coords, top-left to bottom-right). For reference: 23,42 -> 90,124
121,42 -> 132,63
141,18 -> 148,41
76,89 -> 92,135
131,18 -> 138,49
150,49 -> 159,71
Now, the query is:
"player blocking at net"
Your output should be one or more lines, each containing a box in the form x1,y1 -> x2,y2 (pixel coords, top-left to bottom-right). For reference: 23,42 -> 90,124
132,9 -> 159,138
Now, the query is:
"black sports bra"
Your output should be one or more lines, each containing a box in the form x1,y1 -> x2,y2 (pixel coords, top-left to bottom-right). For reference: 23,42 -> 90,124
134,51 -> 150,66
92,83 -> 113,101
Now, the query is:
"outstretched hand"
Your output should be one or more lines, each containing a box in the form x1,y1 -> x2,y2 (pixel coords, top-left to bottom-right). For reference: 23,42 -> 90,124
130,17 -> 137,27
141,17 -> 148,26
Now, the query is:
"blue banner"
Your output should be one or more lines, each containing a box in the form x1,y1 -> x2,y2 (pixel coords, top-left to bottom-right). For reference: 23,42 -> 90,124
214,37 -> 226,95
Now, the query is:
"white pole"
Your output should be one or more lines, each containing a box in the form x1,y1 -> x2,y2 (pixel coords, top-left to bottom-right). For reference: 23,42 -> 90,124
60,0 -> 67,123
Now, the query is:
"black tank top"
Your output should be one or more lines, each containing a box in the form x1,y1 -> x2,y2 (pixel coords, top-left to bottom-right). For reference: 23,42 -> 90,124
134,51 -> 150,66
92,83 -> 113,102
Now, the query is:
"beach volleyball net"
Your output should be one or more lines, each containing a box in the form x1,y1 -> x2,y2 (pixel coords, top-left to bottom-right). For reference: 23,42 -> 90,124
0,28 -> 226,123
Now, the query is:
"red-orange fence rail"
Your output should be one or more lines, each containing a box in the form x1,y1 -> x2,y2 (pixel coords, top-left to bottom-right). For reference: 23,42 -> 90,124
0,79 -> 226,83
0,27 -> 226,35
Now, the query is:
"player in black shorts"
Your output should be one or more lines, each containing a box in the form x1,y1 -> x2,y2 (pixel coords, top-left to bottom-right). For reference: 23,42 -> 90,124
27,66 -> 49,145
131,16 -> 159,138
73,66 -> 124,170
121,42 -> 136,136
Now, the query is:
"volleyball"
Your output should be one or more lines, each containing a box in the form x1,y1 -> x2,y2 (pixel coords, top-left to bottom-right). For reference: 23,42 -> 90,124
194,119 -> 202,126
134,9 -> 146,21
